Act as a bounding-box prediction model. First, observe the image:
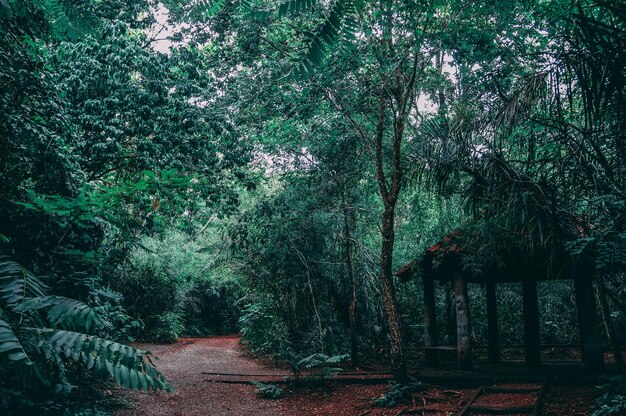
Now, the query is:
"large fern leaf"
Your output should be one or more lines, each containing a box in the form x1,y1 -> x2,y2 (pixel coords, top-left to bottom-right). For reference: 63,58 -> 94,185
15,296 -> 110,332
298,0 -> 363,76
187,0 -> 227,21
0,318 -> 32,365
36,0 -> 99,40
36,329 -> 172,392
277,0 -> 318,17
0,259 -> 47,307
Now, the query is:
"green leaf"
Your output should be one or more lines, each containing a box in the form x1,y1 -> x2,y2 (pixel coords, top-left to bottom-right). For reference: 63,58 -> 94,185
41,329 -> 173,392
0,259 -> 47,306
0,319 -> 32,365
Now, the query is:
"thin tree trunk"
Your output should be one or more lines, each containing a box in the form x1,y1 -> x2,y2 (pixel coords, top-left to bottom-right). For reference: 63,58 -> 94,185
290,239 -> 324,352
596,274 -> 624,371
327,46 -> 421,383
342,190 -> 359,367
374,84 -> 409,382
372,49 -> 418,382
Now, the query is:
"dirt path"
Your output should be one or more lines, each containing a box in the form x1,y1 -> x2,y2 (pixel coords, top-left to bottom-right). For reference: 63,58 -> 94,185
115,336 -> 285,416
114,336 -> 597,415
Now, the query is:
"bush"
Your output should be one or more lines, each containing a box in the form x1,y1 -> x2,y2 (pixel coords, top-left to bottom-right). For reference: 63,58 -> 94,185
251,382 -> 283,399
592,375 -> 626,416
151,311 -> 185,343
239,299 -> 293,359
109,230 -> 244,342
182,279 -> 243,336
374,380 -> 428,408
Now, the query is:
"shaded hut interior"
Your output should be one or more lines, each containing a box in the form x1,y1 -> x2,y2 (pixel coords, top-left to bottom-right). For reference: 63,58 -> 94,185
396,226 -> 605,372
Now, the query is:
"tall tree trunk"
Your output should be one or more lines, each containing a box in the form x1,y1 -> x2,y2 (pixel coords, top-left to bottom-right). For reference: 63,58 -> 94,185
380,206 -> 407,383
342,190 -> 359,368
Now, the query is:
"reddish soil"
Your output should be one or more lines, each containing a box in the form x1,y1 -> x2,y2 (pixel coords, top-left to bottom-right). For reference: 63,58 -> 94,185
280,384 -> 477,415
114,336 -> 598,416
473,392 -> 537,407
541,384 -> 598,416
114,335 -> 284,416
471,383 -> 542,413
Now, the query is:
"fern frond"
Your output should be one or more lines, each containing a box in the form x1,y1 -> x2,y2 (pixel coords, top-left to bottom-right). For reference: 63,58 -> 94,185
0,259 -> 47,307
294,352 -> 347,375
15,296 -> 110,332
187,0 -> 227,21
297,352 -> 328,368
277,0 -> 318,17
0,319 -> 32,365
15,0 -> 100,40
36,329 -> 172,392
325,353 -> 348,364
298,0 -> 363,76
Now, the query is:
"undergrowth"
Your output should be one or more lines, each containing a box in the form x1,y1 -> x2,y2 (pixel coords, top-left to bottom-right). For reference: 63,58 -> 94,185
374,379 -> 428,408
251,381 -> 283,399
592,375 -> 626,416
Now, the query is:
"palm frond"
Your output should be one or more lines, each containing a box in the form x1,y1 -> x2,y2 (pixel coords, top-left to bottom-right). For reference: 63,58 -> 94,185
0,318 -> 32,365
494,72 -> 547,131
15,296 -> 110,333
187,0 -> 227,21
299,0 -> 363,75
38,329 -> 173,392
277,0 -> 318,17
0,259 -> 47,307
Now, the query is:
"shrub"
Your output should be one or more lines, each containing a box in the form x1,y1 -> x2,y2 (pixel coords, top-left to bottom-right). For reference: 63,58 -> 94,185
110,230 -> 244,342
374,380 -> 428,408
251,382 -> 283,399
592,375 -> 626,416
152,311 -> 185,344
239,299 -> 293,359
182,279 -> 243,336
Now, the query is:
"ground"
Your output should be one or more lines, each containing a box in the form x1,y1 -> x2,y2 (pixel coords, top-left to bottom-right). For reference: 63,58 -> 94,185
113,336 -> 598,415
114,336 -> 282,416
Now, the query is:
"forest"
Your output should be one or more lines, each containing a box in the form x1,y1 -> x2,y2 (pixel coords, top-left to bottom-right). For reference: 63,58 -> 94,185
1,0 -> 625,414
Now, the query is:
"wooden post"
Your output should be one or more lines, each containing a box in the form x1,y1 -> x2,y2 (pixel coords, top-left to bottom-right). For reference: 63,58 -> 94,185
486,281 -> 500,364
574,273 -> 604,371
423,276 -> 438,366
522,279 -> 541,367
454,274 -> 472,370
446,281 -> 457,344
596,274 -> 624,371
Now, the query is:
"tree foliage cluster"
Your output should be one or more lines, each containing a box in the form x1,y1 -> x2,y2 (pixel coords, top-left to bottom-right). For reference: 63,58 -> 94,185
1,0 -> 249,412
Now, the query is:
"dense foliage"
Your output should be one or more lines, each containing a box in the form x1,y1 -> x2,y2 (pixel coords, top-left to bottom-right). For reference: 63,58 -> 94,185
1,0 -> 625,413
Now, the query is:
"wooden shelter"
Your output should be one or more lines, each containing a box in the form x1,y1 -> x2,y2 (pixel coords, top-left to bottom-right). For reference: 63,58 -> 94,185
396,227 -> 605,372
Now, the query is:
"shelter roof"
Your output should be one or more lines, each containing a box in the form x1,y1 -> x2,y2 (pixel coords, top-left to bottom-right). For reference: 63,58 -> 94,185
396,219 -> 591,284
